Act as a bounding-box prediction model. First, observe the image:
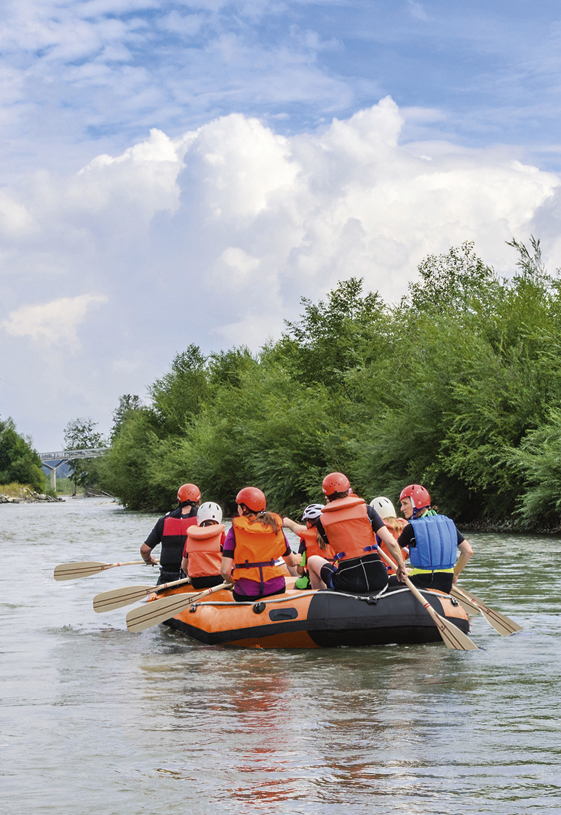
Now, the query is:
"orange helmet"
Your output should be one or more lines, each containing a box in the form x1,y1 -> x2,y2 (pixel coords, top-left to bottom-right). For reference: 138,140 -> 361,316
322,472 -> 351,497
177,483 -> 201,503
400,484 -> 430,510
236,486 -> 266,513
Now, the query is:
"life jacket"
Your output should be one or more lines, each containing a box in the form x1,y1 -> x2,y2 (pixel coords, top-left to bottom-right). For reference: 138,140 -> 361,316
185,524 -> 225,578
298,527 -> 336,563
231,514 -> 288,590
160,513 -> 198,571
320,496 -> 378,562
409,515 -> 458,571
377,518 -> 408,575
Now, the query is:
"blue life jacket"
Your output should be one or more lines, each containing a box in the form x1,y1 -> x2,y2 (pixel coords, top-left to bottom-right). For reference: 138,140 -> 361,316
409,515 -> 458,571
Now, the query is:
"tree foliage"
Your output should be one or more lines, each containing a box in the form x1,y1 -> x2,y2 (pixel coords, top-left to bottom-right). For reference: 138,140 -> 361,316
101,238 -> 561,527
0,418 -> 45,492
63,417 -> 106,490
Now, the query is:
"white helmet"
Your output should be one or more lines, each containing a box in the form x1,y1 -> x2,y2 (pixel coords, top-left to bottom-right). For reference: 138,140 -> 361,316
197,501 -> 223,525
370,496 -> 396,518
301,504 -> 325,522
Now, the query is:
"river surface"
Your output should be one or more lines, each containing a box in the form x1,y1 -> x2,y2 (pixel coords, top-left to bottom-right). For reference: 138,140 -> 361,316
1,497 -> 560,814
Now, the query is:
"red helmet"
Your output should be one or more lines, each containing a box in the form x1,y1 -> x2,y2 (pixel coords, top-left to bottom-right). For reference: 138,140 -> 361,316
177,483 -> 201,503
236,487 -> 266,513
322,472 -> 351,497
400,484 -> 430,510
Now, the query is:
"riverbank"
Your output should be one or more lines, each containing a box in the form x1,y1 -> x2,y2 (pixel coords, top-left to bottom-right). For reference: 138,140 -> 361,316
0,486 -> 62,504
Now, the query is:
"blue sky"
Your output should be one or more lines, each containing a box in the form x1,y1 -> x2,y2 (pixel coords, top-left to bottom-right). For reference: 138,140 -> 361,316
2,0 -> 561,449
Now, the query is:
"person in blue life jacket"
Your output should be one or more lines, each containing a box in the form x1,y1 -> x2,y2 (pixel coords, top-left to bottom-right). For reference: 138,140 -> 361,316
397,484 -> 473,594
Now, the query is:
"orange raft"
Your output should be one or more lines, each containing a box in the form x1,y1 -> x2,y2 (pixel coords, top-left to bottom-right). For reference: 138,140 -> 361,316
151,583 -> 471,648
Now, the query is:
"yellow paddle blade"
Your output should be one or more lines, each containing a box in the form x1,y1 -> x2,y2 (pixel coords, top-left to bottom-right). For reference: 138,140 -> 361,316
425,604 -> 479,650
54,561 -> 113,581
126,593 -> 200,632
94,585 -> 154,613
451,586 -> 522,635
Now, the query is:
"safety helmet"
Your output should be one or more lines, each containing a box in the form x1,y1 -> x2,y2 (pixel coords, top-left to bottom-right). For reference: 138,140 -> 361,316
177,483 -> 201,503
399,484 -> 431,510
236,486 -> 266,513
301,504 -> 325,522
322,472 -> 351,497
370,496 -> 396,518
197,501 -> 223,525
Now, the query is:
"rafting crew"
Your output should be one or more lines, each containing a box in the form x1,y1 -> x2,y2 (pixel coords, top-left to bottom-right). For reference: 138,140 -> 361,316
181,502 -> 226,590
220,487 -> 298,602
397,484 -> 473,593
305,473 -> 408,593
140,483 -> 200,585
283,504 -> 335,589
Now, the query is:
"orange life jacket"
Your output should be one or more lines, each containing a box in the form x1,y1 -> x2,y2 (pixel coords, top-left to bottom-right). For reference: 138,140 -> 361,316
299,527 -> 336,563
320,496 -> 377,562
231,514 -> 288,588
185,524 -> 225,579
377,518 -> 408,575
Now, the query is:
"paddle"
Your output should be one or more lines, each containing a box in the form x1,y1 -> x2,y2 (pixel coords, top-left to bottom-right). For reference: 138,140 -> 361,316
451,585 -> 522,636
54,559 -> 158,581
93,576 -> 192,613
126,582 -> 233,633
376,548 -> 478,650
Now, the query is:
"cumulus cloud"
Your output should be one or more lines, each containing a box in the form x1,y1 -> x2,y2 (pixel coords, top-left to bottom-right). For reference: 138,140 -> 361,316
2,294 -> 108,347
2,97 -> 561,448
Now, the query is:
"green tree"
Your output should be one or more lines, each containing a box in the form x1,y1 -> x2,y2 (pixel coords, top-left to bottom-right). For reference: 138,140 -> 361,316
0,418 -> 45,492
64,418 -> 106,491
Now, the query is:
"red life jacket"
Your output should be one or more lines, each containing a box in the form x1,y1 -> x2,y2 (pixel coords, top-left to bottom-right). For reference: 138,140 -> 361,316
160,514 -> 198,571
378,518 -> 408,575
231,514 -> 287,589
185,524 -> 225,578
299,527 -> 336,563
320,496 -> 377,562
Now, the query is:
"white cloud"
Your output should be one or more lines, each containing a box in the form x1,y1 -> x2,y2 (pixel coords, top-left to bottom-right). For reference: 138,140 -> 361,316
2,97 -> 561,448
2,294 -> 108,347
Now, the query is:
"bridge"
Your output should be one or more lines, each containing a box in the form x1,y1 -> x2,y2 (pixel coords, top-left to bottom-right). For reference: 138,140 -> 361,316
40,448 -> 110,490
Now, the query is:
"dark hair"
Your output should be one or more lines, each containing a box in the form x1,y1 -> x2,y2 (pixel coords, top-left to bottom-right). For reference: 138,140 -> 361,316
327,490 -> 348,502
239,505 -> 281,533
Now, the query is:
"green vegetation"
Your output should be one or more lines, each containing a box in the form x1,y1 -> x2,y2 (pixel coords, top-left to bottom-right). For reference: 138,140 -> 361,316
0,418 -> 46,493
63,418 -> 106,491
100,239 -> 561,528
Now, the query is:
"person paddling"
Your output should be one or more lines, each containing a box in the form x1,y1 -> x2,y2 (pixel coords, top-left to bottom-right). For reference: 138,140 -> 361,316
283,504 -> 334,589
370,496 -> 409,583
140,483 -> 200,585
397,484 -> 473,594
181,501 -> 226,590
306,473 -> 408,592
220,487 -> 298,602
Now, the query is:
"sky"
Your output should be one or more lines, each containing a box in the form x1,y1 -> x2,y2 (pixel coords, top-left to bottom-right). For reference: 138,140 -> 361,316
2,0 -> 561,451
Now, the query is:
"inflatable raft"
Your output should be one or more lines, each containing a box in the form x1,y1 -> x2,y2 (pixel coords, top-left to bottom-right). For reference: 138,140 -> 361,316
152,584 -> 470,648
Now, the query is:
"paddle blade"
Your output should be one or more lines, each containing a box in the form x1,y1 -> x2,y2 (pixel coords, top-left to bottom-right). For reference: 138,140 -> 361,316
54,561 -> 112,581
425,604 -> 479,650
126,593 -> 195,633
452,586 -> 522,635
94,585 -> 153,613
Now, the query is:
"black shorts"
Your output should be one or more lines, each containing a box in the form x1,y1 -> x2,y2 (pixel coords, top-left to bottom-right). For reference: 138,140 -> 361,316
190,575 -> 224,590
409,572 -> 453,594
157,569 -> 182,586
324,555 -> 388,594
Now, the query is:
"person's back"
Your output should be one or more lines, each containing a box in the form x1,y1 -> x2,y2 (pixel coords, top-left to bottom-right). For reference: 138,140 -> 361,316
140,483 -> 200,584
182,501 -> 225,590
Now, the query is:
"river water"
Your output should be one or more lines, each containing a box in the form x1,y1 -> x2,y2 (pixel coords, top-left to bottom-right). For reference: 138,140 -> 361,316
1,497 -> 560,814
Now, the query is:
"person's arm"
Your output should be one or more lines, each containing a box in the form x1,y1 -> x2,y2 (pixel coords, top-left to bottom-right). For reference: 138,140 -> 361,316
376,524 -> 408,582
220,556 -> 234,581
283,517 -> 307,536
140,543 -> 157,565
453,539 -> 473,584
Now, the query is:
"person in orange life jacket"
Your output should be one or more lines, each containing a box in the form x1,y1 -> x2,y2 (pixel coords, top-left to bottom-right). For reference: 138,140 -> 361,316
306,473 -> 408,593
180,501 -> 226,590
140,483 -> 200,585
397,484 -> 473,594
283,504 -> 334,590
370,496 -> 409,583
220,487 -> 298,603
